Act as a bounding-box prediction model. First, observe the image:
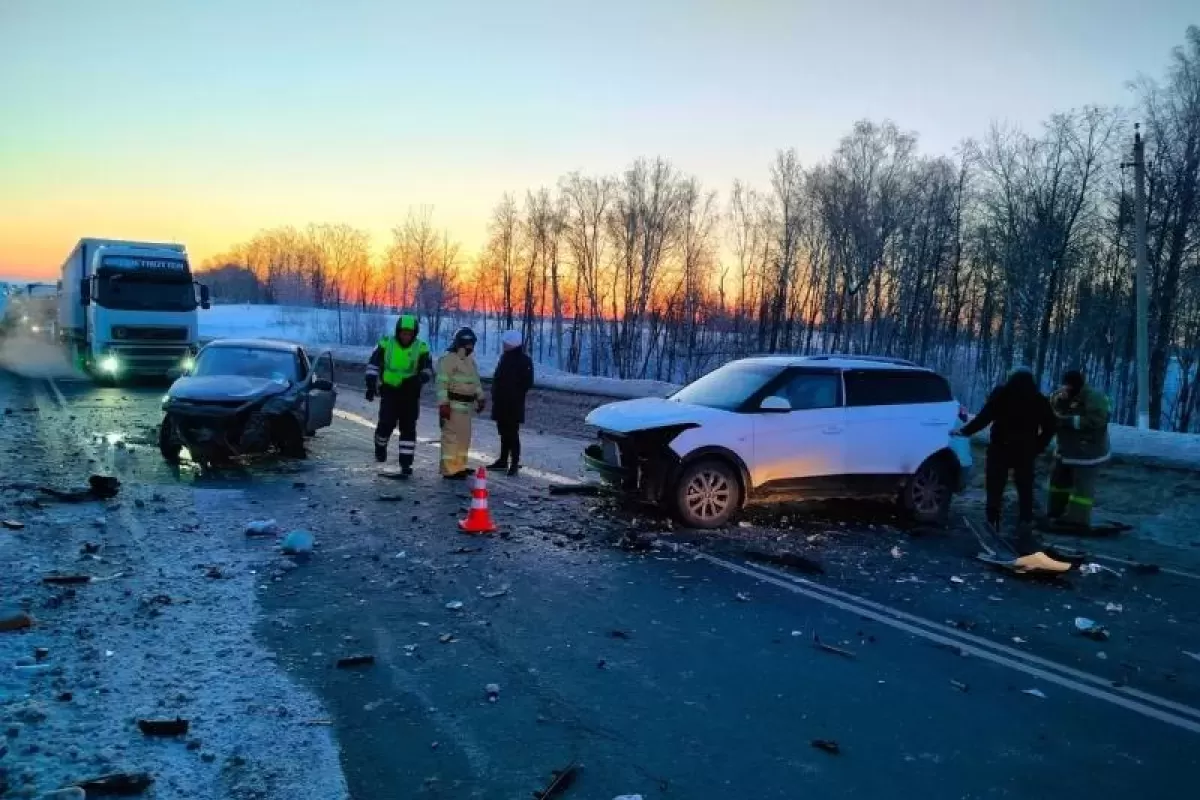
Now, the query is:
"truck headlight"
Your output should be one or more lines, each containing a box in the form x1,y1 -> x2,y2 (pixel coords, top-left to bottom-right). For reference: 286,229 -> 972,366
30,325 -> 40,333
181,355 -> 195,371
100,355 -> 120,374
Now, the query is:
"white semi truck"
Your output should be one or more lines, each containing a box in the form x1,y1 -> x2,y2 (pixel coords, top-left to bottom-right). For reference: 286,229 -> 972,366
58,238 -> 210,381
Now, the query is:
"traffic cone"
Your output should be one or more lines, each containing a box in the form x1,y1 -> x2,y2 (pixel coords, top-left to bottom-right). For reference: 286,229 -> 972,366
459,466 -> 497,534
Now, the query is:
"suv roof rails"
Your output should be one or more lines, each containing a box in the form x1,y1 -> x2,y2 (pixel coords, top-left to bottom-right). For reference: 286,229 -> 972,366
802,353 -> 920,367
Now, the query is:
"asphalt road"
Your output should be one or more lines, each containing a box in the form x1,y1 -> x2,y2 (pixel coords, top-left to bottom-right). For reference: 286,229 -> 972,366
4,369 -> 1200,800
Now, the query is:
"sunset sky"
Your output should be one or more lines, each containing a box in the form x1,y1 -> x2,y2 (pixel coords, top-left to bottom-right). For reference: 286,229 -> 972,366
1,0 -> 1194,280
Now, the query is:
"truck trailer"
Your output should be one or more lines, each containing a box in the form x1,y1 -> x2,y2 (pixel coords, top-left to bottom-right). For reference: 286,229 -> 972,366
58,238 -> 210,381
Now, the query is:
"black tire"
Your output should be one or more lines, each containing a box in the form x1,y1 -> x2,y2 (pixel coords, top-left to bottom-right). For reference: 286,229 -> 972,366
673,458 -> 742,529
902,456 -> 954,524
158,414 -> 182,463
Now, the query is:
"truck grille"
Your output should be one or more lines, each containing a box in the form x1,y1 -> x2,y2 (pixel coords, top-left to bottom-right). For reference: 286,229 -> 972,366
112,326 -> 188,341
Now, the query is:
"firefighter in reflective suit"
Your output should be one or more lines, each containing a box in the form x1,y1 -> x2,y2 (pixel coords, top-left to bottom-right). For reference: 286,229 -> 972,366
364,314 -> 433,476
436,327 -> 486,480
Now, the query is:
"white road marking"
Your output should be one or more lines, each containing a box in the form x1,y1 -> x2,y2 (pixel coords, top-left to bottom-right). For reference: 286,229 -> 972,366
681,546 -> 1200,734
333,407 -> 574,484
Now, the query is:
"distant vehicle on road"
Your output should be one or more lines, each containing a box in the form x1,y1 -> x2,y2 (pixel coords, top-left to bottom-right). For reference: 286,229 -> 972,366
583,355 -> 973,528
159,338 -> 337,467
58,238 -> 210,382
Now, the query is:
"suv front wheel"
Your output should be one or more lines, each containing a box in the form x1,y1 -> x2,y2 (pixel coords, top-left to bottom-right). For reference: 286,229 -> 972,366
673,458 -> 742,529
902,456 -> 954,524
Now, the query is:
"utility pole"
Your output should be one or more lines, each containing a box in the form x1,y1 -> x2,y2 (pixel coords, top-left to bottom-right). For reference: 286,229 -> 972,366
1123,123 -> 1151,430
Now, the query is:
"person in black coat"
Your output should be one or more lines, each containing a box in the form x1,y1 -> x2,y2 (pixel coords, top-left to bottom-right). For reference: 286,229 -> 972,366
488,330 -> 534,476
956,367 -> 1058,553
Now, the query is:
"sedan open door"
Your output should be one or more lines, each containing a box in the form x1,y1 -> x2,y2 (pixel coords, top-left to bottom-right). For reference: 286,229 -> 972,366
306,350 -> 337,434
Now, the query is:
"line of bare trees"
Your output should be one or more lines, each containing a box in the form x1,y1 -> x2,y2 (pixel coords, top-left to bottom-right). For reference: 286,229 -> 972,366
203,27 -> 1200,431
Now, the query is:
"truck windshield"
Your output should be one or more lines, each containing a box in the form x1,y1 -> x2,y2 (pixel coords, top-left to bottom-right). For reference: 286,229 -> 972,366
96,277 -> 197,311
192,347 -> 299,383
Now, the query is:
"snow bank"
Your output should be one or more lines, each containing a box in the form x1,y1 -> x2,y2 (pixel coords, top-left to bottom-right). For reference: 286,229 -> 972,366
201,305 -> 1200,469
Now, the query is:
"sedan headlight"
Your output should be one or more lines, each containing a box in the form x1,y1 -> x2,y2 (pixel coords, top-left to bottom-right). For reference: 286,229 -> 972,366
99,355 -> 120,374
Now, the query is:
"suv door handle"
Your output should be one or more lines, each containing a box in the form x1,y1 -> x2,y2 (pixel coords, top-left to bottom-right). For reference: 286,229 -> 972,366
821,425 -> 843,434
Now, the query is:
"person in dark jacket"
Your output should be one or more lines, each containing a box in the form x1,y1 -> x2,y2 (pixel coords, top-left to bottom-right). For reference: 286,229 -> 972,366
364,314 -> 433,476
487,330 -> 534,476
956,367 -> 1058,553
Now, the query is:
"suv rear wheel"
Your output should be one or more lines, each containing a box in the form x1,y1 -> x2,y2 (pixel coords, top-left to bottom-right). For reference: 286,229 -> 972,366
902,455 -> 953,524
673,458 -> 742,529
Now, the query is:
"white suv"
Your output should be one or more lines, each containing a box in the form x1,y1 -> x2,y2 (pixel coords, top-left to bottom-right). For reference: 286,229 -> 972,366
583,355 -> 973,528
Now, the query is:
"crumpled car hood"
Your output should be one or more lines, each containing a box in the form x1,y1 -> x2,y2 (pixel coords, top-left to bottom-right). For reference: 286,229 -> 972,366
584,397 -> 721,434
168,375 -> 291,403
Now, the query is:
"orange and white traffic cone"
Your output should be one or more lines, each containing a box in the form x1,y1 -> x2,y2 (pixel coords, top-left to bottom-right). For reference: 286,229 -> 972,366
459,466 -> 497,534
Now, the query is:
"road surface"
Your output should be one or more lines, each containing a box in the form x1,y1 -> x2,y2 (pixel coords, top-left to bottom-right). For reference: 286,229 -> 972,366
2,366 -> 1199,799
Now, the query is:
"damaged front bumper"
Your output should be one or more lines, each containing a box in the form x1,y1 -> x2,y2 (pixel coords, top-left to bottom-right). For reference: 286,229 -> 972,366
582,428 -> 685,505
163,391 -> 305,455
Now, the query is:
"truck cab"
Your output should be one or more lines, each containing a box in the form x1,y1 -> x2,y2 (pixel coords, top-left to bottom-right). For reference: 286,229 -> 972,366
61,239 -> 210,380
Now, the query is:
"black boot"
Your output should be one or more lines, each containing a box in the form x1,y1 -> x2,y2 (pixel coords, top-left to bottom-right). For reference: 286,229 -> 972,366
400,465 -> 413,478
507,462 -> 520,477
374,447 -> 386,463
487,457 -> 508,470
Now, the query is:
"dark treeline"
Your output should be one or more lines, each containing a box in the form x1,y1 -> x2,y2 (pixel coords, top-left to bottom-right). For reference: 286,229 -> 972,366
204,28 -> 1200,431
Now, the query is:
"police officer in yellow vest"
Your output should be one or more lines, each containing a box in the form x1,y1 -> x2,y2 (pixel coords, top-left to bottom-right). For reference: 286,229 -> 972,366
1047,369 -> 1111,529
436,326 -> 486,480
364,314 -> 433,477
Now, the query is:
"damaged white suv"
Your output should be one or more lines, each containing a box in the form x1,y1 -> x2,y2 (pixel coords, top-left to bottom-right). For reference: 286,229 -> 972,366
583,355 -> 972,528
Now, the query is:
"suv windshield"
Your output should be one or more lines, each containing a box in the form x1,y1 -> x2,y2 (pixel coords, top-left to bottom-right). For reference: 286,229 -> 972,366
97,277 -> 197,311
670,361 -> 784,410
192,347 -> 298,383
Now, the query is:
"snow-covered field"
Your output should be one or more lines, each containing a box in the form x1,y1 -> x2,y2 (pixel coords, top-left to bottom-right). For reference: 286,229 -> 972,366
199,304 -> 1200,470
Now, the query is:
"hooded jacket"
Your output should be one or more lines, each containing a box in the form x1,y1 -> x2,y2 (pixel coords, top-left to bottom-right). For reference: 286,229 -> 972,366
491,346 -> 534,424
960,369 -> 1058,460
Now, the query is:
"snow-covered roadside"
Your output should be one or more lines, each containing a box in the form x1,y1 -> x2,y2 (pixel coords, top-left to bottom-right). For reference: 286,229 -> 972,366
0,390 -> 348,798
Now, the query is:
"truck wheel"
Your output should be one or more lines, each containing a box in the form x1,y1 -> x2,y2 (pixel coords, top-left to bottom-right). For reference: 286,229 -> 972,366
159,415 -> 182,463
673,458 -> 741,529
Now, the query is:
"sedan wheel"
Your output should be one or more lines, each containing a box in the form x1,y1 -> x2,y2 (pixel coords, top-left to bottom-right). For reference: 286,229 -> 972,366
675,459 -> 741,529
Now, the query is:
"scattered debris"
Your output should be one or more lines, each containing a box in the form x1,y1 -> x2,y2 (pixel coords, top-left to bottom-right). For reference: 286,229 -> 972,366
1078,562 -> 1121,577
335,654 -> 376,668
137,717 -> 190,737
1105,603 -> 1124,613
608,630 -> 632,640
1075,617 -> 1110,641
439,634 -> 456,644
1,519 -> 23,530
532,760 -> 580,799
503,501 -> 521,509
597,658 -> 607,669
949,576 -> 965,584
890,546 -> 903,559
1183,651 -> 1200,662
1,609 -> 33,632
34,647 -> 49,661
445,601 -> 465,611
811,739 -> 841,755
813,635 -> 856,660
39,474 -> 121,503
74,772 -> 154,795
376,494 -> 405,502
42,574 -> 91,585
1012,637 -> 1026,644
1021,688 -> 1047,699
451,546 -> 482,555
485,683 -> 501,702
280,529 -> 315,555
735,592 -> 750,602
743,550 -> 825,574
737,520 -> 754,529
81,542 -> 101,555
479,586 -> 510,599
548,482 -> 603,496
613,795 -> 645,800
1131,562 -> 1161,575
244,519 -> 280,537
950,680 -> 969,693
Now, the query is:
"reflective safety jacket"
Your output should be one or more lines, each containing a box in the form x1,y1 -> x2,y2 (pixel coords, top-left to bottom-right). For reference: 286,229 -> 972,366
1051,385 -> 1111,466
366,337 -> 432,388
436,351 -> 485,410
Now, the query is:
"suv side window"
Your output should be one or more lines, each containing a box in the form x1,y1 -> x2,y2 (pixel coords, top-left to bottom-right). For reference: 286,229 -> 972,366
778,370 -> 842,411
844,369 -> 951,407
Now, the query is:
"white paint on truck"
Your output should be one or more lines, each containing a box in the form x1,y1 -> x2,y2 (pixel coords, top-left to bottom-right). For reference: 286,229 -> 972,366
58,237 -> 211,380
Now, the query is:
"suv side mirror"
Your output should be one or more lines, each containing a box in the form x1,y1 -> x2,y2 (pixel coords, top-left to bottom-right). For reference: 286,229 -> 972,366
79,278 -> 91,306
312,378 -> 334,392
759,395 -> 792,413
